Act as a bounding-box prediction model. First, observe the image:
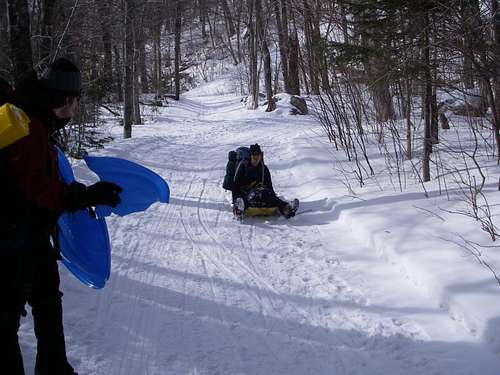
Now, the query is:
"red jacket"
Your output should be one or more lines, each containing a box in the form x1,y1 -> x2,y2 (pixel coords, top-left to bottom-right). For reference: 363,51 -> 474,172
6,116 -> 71,226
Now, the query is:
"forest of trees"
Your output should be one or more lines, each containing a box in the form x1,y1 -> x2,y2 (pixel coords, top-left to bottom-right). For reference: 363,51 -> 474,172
2,0 -> 500,189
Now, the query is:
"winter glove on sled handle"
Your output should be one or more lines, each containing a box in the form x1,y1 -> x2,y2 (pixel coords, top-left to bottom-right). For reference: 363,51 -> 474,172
69,181 -> 122,211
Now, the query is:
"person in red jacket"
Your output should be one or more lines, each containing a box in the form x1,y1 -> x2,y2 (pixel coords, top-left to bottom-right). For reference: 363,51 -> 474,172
0,58 -> 121,375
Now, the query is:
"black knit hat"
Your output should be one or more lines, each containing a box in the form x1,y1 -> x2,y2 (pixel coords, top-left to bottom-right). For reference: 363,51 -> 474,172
40,57 -> 81,96
250,143 -> 262,154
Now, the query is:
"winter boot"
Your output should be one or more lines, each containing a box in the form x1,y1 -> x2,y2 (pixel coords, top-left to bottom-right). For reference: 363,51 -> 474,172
282,199 -> 299,219
233,197 -> 245,219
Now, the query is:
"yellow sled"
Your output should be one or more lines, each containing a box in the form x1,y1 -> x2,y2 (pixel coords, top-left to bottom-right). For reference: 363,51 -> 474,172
0,103 -> 30,149
245,206 -> 279,217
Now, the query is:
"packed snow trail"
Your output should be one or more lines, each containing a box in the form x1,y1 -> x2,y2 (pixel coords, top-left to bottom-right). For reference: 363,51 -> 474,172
19,91 -> 500,374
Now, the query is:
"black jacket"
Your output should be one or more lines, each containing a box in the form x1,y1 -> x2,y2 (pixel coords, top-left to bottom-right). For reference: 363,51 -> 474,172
232,161 -> 274,201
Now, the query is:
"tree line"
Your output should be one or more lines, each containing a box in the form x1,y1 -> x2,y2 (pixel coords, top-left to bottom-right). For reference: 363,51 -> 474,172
2,1 -> 500,180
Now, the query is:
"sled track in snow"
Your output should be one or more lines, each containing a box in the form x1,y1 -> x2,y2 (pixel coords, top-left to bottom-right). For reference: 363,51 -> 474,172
112,197 -> 180,374
174,148 -> 305,361
177,167 -> 254,363
176,152 -> 355,372
73,134 -> 183,374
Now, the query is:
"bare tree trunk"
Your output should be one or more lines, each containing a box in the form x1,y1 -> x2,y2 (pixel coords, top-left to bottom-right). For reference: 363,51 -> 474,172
480,71 -> 490,113
0,1 -> 8,72
97,0 -> 113,94
133,23 -> 142,125
113,45 -> 123,102
491,0 -> 500,161
123,0 -> 134,138
400,15 -> 413,160
39,0 -> 56,63
313,0 -> 330,91
370,65 -> 395,123
256,0 -> 275,111
247,0 -> 259,109
431,81 -> 439,144
133,69 -> 142,124
88,36 -> 100,101
174,0 -> 182,100
422,11 -> 432,182
7,0 -> 33,84
339,0 -> 349,43
303,0 -> 330,95
205,8 -> 217,49
220,0 -> 238,64
298,46 -> 310,95
235,2 -> 243,62
166,30 -> 172,93
200,0 -> 207,41
132,0 -> 146,119
137,24 -> 148,94
261,38 -> 275,111
220,0 -> 235,36
461,0 -> 480,89
405,77 -> 413,159
288,31 -> 300,95
234,1 -> 244,63
273,0 -> 289,93
153,21 -> 162,98
303,0 -> 319,95
430,19 -> 439,145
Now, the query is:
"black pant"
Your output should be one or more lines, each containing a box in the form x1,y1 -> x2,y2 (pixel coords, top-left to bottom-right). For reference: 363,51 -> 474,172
242,186 -> 288,212
0,241 -> 74,375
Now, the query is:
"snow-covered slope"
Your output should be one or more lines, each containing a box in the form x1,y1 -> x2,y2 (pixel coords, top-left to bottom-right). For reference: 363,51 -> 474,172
18,84 -> 500,374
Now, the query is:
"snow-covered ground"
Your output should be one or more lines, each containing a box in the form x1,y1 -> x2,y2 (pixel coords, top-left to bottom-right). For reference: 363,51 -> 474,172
18,82 -> 500,374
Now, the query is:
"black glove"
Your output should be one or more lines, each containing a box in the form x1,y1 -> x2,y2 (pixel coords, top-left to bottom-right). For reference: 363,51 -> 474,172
68,181 -> 122,212
86,181 -> 122,207
68,181 -> 88,212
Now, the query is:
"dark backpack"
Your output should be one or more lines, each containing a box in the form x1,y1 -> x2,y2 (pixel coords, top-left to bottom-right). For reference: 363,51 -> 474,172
222,146 -> 250,191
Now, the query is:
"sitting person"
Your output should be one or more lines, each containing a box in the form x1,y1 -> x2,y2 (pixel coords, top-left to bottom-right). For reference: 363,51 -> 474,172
232,143 -> 298,218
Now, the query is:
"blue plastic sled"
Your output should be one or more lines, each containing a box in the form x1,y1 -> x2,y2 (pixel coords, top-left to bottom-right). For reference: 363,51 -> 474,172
56,148 -> 170,289
57,147 -> 111,289
84,155 -> 169,217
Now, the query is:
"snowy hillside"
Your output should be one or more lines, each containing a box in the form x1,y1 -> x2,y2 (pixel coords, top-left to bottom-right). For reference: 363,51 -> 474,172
18,81 -> 500,374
